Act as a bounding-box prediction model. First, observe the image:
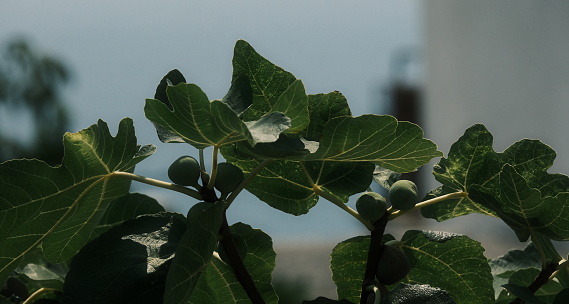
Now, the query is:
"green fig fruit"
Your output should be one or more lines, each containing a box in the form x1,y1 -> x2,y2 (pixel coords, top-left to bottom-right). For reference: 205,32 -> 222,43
376,244 -> 410,285
168,155 -> 201,186
388,180 -> 418,211
214,162 -> 244,194
356,192 -> 387,222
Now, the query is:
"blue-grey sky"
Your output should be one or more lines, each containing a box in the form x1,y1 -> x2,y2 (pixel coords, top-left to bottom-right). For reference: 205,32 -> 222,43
1,1 -> 421,242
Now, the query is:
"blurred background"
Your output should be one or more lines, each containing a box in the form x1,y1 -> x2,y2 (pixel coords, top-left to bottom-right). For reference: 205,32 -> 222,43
2,0 -> 569,301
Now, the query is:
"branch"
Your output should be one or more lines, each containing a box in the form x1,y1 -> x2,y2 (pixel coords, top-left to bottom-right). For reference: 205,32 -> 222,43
509,262 -> 558,304
219,214 -> 265,304
226,159 -> 274,206
111,171 -> 202,200
388,191 -> 468,220
360,214 -> 389,304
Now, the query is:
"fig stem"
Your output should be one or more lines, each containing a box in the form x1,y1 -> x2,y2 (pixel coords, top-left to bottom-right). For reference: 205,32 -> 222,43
226,159 -> 274,206
549,259 -> 569,281
219,213 -> 266,304
111,171 -> 202,200
360,214 -> 389,304
509,262 -> 558,304
388,191 -> 468,220
22,287 -> 61,304
206,145 -> 220,190
298,161 -> 376,231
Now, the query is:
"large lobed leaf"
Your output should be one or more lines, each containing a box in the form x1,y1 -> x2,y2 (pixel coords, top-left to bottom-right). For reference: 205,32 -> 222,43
0,118 -> 154,283
423,124 -> 569,242
401,230 -> 494,304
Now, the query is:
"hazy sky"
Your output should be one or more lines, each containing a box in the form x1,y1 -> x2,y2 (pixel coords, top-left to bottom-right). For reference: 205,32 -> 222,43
1,1 -> 421,242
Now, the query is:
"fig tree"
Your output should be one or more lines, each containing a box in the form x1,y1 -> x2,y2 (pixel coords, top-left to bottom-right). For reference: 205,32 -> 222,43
388,180 -> 418,211
356,192 -> 387,222
168,155 -> 201,186
214,162 -> 244,194
376,244 -> 410,285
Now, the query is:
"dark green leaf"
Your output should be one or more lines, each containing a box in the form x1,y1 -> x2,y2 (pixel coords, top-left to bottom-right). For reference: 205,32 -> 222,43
152,69 -> 187,143
489,244 -> 541,298
222,74 -> 252,116
553,289 -> 569,304
386,283 -> 456,304
232,40 -> 305,129
221,158 -> 374,215
372,166 -> 402,190
0,118 -> 154,283
302,297 -> 354,304
163,201 -> 225,304
190,223 -> 278,304
330,235 -> 396,303
330,236 -> 369,303
501,284 -> 544,304
401,230 -> 494,304
471,165 -> 569,241
154,69 -> 187,110
423,124 -> 569,243
496,268 -> 563,304
145,83 -> 250,148
90,192 -> 165,240
422,124 -> 497,220
301,92 -> 351,141
61,213 -> 186,304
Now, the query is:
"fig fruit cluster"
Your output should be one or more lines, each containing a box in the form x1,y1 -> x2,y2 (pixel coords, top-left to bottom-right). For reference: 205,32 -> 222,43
167,155 -> 244,195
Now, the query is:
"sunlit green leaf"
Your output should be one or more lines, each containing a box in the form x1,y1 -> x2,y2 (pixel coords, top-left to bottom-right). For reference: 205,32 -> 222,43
305,115 -> 441,172
401,230 -> 494,304
0,119 -> 154,283
386,283 -> 456,304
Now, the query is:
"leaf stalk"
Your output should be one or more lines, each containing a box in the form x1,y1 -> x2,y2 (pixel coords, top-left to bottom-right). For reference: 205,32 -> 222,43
111,171 -> 202,200
388,191 -> 468,220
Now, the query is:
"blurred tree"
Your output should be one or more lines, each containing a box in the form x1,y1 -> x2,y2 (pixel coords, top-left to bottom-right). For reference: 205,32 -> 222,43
0,38 -> 71,166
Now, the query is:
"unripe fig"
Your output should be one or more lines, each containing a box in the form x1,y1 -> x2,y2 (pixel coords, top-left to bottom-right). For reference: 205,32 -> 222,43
388,180 -> 418,211
356,192 -> 387,222
376,244 -> 410,285
214,162 -> 244,194
168,155 -> 201,186
218,232 -> 248,263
